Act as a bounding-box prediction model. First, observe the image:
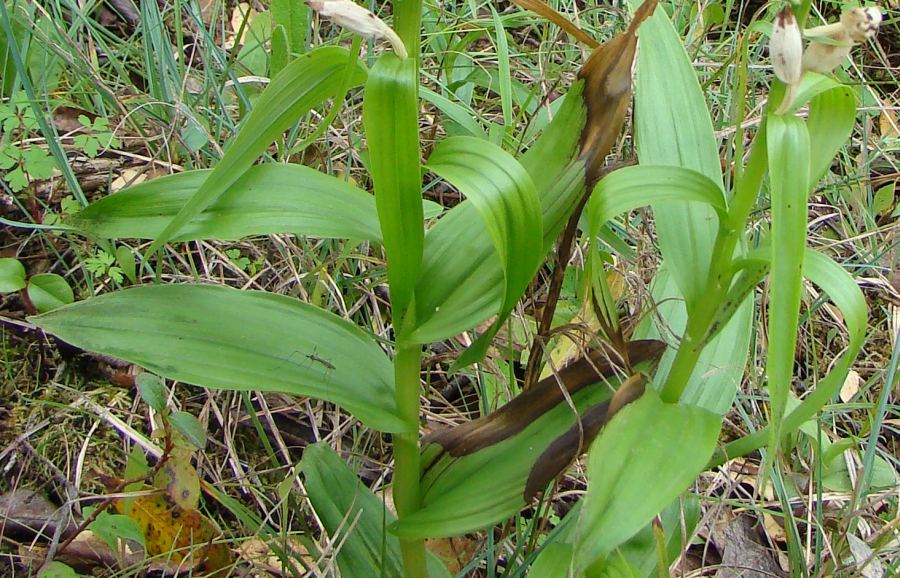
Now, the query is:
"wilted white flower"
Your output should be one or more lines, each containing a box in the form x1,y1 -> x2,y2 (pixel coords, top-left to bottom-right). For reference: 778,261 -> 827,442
842,7 -> 883,42
308,0 -> 408,59
770,7 -> 803,84
802,6 -> 882,73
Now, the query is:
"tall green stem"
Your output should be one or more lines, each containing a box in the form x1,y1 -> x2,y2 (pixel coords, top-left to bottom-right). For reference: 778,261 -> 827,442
659,124 -> 768,403
393,340 -> 427,577
393,0 -> 422,60
390,2 -> 425,574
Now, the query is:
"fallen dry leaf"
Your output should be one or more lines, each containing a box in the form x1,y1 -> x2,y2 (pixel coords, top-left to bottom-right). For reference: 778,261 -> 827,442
714,514 -> 786,578
0,489 -> 76,541
840,369 -> 861,403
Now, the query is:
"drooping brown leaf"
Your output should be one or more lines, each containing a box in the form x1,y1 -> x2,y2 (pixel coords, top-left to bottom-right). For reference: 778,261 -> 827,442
424,339 -> 665,457
578,0 -> 658,185
524,372 -> 646,500
509,0 -> 599,48
0,490 -> 76,541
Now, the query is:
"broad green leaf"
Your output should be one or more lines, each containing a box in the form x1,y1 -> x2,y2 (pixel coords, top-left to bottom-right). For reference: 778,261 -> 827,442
67,164 -> 382,242
588,165 -> 727,233
765,114 -> 810,461
302,443 -> 451,578
411,82 -> 587,343
27,273 -> 74,313
0,257 -> 26,292
533,495 -> 699,577
573,391 -> 720,571
807,85 -> 856,185
364,54 -> 422,322
270,24 -> 289,76
712,248 -> 867,465
628,0 -> 724,307
626,0 -> 754,415
146,46 -> 366,255
115,245 -> 136,283
490,7 -> 513,128
425,136 -> 542,366
30,285 -> 406,432
135,372 -> 167,412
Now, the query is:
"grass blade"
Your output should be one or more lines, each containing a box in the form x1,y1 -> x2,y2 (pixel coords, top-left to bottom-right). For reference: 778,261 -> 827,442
68,164 -> 382,242
145,47 -> 366,257
424,137 -> 541,365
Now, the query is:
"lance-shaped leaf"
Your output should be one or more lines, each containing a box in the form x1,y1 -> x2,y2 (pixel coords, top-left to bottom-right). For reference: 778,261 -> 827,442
425,137 -> 542,368
145,46 -> 366,256
67,164 -> 382,242
30,285 -> 407,432
807,83 -> 856,185
302,443 -> 451,578
573,390 -> 720,571
393,340 -> 665,538
588,165 -> 727,231
410,0 -> 657,347
627,0 -> 752,413
765,114 -> 810,463
711,247 -> 867,466
411,86 -> 587,343
628,0 -> 724,309
364,53 -> 422,321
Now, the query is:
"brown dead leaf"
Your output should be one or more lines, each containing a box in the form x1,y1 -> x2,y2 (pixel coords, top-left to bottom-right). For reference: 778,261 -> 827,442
52,106 -> 93,134
840,369 -> 861,402
578,0 -> 658,185
0,489 -> 76,541
845,533 -> 885,578
23,530 -> 143,574
426,536 -> 480,574
228,3 -> 259,49
714,514 -> 787,578
237,537 -> 312,575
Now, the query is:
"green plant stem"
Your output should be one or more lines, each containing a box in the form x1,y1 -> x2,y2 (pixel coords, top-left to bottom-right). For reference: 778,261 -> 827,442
393,340 -> 427,577
659,124 -> 768,403
393,0 -> 422,59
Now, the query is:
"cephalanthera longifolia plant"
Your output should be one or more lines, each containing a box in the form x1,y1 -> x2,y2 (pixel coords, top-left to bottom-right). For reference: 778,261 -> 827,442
26,0 -> 878,574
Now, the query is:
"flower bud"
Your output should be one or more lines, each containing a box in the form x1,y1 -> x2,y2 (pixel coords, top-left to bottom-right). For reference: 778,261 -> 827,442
308,0 -> 408,59
770,7 -> 803,84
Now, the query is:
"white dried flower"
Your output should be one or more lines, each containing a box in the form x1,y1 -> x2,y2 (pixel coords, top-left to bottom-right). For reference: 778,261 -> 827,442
308,0 -> 408,59
770,7 -> 803,84
802,6 -> 882,73
841,7 -> 883,42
